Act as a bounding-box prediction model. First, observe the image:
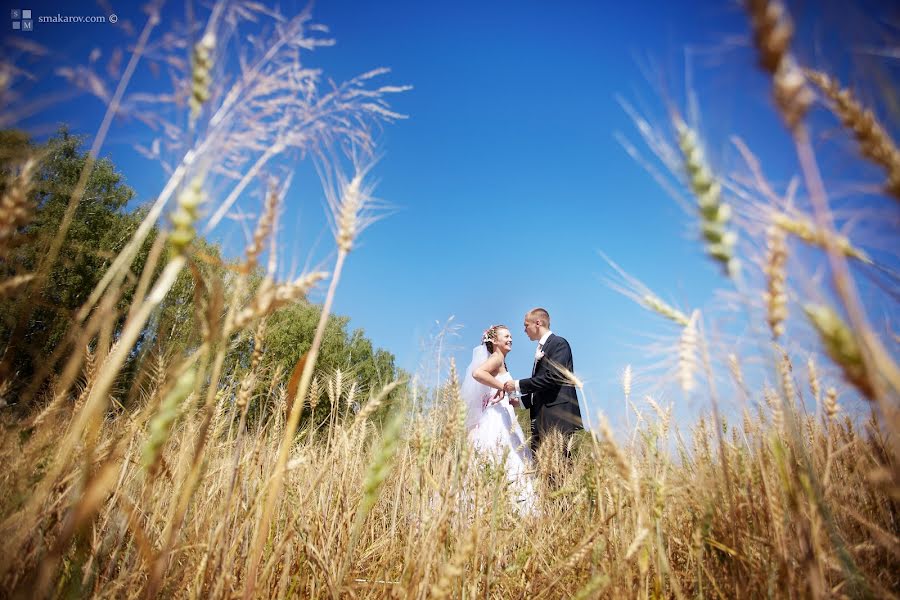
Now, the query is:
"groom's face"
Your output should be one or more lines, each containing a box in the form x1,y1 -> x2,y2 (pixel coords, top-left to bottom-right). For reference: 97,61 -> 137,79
523,317 -> 540,341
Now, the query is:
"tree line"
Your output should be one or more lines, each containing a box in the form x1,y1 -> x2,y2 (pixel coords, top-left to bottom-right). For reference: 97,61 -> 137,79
0,128 -> 401,425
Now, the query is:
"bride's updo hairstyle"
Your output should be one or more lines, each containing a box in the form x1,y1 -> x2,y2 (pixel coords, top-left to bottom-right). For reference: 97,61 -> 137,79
481,324 -> 507,353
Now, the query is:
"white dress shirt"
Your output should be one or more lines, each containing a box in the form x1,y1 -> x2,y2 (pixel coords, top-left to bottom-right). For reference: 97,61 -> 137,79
514,331 -> 552,395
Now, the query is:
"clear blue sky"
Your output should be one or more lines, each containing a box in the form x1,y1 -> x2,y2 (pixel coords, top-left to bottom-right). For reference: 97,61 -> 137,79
6,0 -> 897,429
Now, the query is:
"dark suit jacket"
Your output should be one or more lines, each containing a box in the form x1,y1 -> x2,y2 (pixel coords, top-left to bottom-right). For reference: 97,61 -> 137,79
518,333 -> 582,450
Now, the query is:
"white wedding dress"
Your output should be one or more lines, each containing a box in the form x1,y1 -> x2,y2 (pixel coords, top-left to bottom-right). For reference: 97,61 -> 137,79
461,352 -> 536,512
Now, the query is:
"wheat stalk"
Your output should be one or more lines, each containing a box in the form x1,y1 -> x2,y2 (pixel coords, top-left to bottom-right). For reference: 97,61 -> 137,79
806,70 -> 900,201
772,211 -> 870,263
745,0 -> 812,130
142,367 -> 196,475
674,118 -> 740,277
0,158 -> 36,257
763,224 -> 789,339
804,304 -> 875,400
678,311 -> 699,393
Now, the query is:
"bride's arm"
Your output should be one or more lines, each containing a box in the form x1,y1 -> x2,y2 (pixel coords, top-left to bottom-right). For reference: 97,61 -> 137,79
473,354 -> 505,391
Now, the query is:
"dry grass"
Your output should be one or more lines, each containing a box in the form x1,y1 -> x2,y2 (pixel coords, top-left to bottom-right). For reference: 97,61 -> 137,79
0,363 -> 897,598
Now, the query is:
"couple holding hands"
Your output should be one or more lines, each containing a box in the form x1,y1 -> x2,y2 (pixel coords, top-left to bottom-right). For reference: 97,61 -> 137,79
461,308 -> 583,510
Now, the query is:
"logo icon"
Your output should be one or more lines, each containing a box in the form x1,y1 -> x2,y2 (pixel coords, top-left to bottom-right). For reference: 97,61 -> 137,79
12,8 -> 32,31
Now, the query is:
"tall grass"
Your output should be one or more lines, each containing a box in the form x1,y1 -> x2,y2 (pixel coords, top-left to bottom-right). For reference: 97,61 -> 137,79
1,363 -> 896,597
1,1 -> 898,598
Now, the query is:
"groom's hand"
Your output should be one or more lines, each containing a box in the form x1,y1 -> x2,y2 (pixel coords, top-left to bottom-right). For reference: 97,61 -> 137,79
503,380 -> 516,394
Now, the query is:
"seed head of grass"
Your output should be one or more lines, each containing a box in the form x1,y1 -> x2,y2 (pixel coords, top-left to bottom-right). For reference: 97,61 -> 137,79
190,32 -> 216,121
0,157 -> 36,256
674,118 -> 740,277
763,224 -> 788,339
142,366 -> 196,475
679,310 -> 699,393
772,211 -> 870,263
806,69 -> 900,201
803,304 -> 874,400
728,353 -> 745,391
602,253 -> 691,326
323,161 -> 386,255
228,271 -> 328,333
824,387 -> 839,421
807,356 -> 821,405
347,407 -> 404,553
745,0 -> 812,130
169,175 -> 204,256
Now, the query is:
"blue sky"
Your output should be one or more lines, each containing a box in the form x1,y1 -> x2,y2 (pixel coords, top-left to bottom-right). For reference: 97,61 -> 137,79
5,0 -> 898,429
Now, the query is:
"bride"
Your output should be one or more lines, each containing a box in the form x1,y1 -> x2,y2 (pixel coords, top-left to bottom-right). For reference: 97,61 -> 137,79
461,324 -> 535,511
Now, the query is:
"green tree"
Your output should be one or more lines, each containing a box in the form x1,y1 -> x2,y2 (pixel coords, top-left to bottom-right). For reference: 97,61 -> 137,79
0,128 -> 144,394
0,128 -> 401,425
260,302 -> 400,425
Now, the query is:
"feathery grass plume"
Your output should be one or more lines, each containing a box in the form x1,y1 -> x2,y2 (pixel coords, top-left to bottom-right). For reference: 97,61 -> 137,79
169,175 -> 204,256
0,157 -> 35,256
763,224 -> 788,339
678,310 -> 699,393
142,367 -> 196,475
804,304 -> 875,399
772,211 -> 871,263
806,70 -> 900,200
673,117 -> 740,277
745,0 -> 812,130
190,32 -> 216,121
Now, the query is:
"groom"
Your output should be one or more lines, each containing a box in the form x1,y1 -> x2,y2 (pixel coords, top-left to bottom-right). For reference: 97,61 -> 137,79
504,308 -> 582,454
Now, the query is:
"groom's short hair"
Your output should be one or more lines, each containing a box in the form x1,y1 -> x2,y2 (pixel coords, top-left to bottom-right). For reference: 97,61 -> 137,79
527,307 -> 550,327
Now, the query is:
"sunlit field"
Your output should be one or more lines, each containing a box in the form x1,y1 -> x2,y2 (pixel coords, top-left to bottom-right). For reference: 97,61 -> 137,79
1,1 -> 898,598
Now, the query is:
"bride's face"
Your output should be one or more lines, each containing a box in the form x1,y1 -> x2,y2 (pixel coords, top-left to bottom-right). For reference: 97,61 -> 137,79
495,328 -> 512,353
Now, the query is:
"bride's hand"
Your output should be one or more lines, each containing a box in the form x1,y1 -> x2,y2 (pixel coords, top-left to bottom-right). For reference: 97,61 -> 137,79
489,388 -> 505,405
